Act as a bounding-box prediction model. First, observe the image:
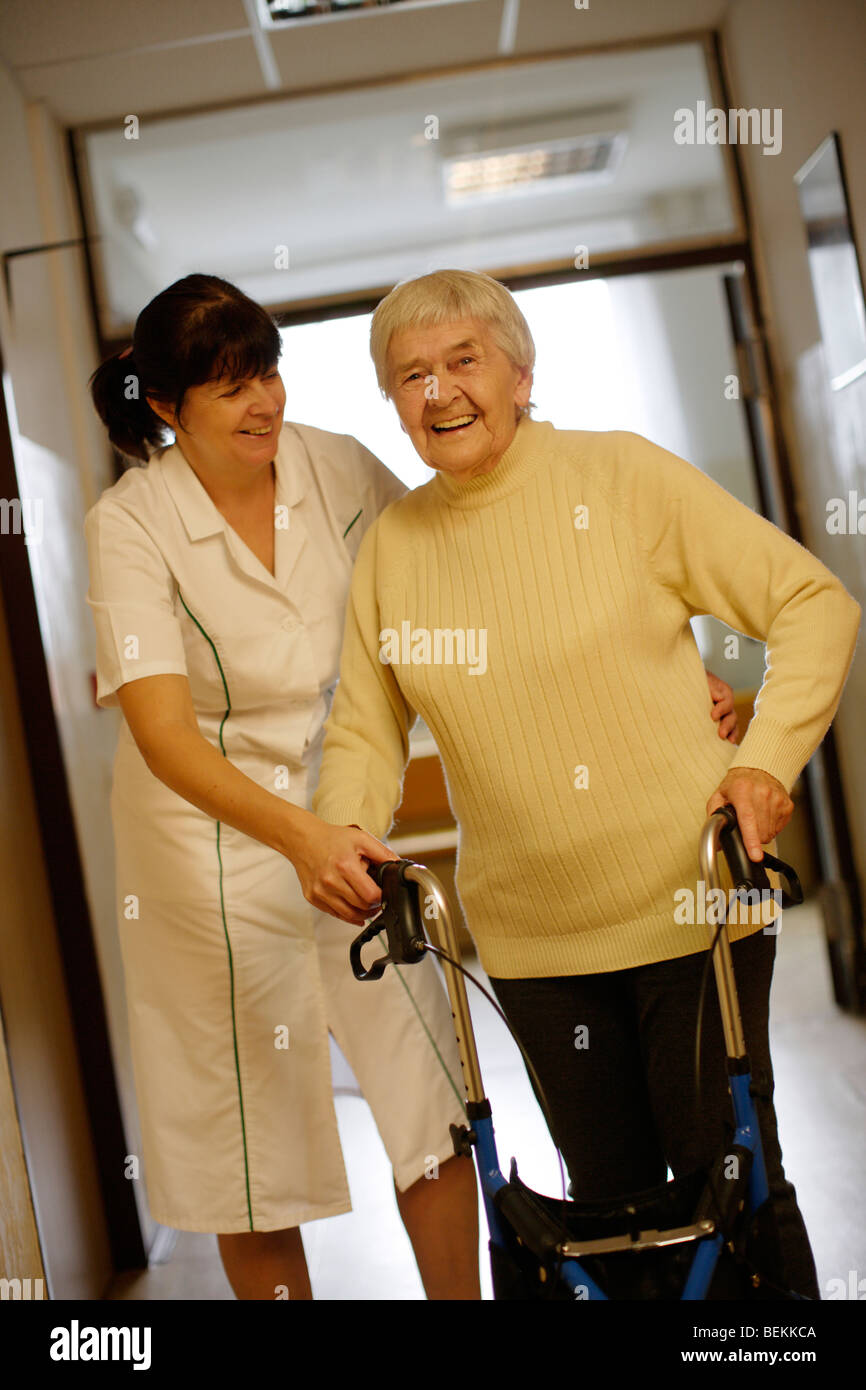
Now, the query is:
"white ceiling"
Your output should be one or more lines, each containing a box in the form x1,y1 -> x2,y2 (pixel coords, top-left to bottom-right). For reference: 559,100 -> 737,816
0,0 -> 730,125
81,40 -> 737,331
0,0 -> 738,330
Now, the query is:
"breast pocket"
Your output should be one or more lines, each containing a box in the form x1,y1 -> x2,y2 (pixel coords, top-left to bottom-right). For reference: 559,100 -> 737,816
290,544 -> 354,693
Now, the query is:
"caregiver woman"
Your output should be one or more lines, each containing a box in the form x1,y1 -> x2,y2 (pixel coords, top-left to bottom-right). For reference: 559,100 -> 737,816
311,269 -> 862,1300
85,274 -> 478,1300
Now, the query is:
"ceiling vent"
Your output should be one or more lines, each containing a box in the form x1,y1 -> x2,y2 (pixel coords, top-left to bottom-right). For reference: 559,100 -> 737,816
441,107 -> 629,203
262,0 -> 471,25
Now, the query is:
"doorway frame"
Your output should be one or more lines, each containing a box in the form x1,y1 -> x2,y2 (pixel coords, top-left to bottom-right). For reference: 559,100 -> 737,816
51,23 -> 863,1269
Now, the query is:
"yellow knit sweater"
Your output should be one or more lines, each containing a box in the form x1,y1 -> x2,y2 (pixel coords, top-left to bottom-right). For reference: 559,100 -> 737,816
313,419 -> 861,977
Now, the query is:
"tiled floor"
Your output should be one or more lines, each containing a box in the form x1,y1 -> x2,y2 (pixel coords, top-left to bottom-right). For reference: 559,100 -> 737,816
107,900 -> 866,1300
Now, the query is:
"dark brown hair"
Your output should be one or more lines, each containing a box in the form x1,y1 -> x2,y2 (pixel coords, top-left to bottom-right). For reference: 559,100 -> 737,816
89,274 -> 282,461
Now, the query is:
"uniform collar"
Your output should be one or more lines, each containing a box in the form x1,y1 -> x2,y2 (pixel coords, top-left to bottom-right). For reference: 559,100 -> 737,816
158,423 -> 306,544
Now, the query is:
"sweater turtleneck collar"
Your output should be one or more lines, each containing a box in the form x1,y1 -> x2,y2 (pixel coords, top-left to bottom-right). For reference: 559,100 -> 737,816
430,415 -> 550,508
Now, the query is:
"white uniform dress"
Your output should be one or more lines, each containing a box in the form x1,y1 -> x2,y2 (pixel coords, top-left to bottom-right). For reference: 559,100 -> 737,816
84,421 -> 466,1234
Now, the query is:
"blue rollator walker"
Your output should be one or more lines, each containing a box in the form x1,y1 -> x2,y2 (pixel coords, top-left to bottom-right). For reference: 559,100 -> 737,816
350,806 -> 808,1300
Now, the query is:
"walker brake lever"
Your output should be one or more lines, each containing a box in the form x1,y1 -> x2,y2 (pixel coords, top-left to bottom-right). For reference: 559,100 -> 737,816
349,859 -> 428,981
714,805 -> 804,908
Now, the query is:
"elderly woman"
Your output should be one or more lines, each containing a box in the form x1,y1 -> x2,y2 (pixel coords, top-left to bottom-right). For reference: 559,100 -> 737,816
306,269 -> 861,1301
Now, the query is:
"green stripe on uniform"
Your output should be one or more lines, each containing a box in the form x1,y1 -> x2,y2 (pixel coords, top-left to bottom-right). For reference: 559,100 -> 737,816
342,508 -> 362,539
375,930 -> 466,1113
177,589 -> 254,1231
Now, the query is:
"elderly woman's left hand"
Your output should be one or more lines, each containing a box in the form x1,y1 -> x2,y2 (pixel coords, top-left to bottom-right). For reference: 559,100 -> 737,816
706,767 -> 795,863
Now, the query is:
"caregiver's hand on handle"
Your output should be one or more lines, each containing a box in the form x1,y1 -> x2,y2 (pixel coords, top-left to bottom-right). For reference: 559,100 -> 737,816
706,767 -> 795,863
114,673 -> 395,927
292,821 -> 396,926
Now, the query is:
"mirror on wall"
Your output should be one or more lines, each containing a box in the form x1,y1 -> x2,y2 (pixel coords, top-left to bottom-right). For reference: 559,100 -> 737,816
795,132 -> 866,393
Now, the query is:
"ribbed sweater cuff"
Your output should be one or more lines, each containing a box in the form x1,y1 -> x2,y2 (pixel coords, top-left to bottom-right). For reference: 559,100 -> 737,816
726,716 -> 816,793
313,796 -> 387,836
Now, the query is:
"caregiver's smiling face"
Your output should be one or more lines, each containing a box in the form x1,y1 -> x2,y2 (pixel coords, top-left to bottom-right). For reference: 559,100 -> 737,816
386,317 -> 532,483
148,365 -> 286,482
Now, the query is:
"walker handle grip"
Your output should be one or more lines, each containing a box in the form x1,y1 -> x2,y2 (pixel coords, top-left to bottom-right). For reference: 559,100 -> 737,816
714,805 -> 804,908
348,918 -> 390,982
349,860 -> 427,980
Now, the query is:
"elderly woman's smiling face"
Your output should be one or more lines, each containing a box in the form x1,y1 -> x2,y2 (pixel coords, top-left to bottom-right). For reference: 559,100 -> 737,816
386,317 -> 532,482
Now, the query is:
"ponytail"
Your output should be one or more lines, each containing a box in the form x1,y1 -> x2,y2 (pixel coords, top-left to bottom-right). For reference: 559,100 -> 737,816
89,349 -> 170,463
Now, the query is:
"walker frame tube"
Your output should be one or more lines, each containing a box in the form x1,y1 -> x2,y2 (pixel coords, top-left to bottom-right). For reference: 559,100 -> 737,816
697,812 -> 771,1213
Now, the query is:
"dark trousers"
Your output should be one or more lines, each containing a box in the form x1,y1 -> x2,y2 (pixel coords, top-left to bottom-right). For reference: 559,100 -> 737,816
489,928 -> 820,1299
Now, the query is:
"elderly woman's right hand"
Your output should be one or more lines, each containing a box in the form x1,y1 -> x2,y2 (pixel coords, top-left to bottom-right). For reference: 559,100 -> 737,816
291,819 -> 397,925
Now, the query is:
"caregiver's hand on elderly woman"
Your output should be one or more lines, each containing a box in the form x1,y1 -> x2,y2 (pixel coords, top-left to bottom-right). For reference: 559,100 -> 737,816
703,677 -> 796,862
699,668 -> 795,861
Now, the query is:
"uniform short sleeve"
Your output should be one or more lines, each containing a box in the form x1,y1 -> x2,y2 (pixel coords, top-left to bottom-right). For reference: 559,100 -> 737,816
84,499 -> 189,708
342,437 -> 408,562
358,438 -> 408,515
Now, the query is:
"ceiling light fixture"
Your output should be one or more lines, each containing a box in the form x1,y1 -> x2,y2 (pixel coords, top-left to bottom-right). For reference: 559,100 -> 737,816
262,0 -> 479,25
441,107 -> 629,203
